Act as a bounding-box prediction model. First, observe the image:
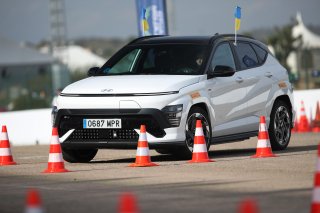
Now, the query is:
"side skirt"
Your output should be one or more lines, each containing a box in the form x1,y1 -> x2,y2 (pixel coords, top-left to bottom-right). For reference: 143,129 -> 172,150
211,131 -> 258,144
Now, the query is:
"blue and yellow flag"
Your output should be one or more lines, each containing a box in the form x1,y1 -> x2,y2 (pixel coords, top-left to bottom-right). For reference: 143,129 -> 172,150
141,8 -> 150,35
234,6 -> 241,31
136,0 -> 168,37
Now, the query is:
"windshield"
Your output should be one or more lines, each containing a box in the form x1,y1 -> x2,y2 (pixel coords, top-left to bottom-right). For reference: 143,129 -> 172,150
99,44 -> 208,76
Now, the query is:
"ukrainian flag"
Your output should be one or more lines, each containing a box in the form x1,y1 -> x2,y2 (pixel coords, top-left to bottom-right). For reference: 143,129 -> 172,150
234,6 -> 241,31
141,8 -> 149,33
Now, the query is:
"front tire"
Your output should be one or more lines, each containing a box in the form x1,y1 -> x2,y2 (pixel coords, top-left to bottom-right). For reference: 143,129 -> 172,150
268,100 -> 292,150
62,148 -> 98,163
181,106 -> 212,158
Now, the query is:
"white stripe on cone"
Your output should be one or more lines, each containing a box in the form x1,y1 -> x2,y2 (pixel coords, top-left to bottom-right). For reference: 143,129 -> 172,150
48,153 -> 63,162
316,159 -> 320,171
195,127 -> 204,136
257,139 -> 271,148
25,206 -> 43,213
136,147 -> 149,156
0,132 -> 9,140
193,144 -> 207,153
139,133 -> 147,142
50,136 -> 60,144
313,188 -> 320,202
259,124 -> 267,132
0,148 -> 12,156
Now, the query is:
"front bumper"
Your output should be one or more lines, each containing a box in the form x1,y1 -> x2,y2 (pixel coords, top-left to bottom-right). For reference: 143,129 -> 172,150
55,108 -> 185,148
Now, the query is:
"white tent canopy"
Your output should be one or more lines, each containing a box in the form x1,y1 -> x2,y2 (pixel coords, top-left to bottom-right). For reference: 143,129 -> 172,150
41,45 -> 106,72
293,12 -> 320,48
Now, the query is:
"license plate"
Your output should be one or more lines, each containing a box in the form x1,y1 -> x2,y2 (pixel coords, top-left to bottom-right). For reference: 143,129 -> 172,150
83,119 -> 121,129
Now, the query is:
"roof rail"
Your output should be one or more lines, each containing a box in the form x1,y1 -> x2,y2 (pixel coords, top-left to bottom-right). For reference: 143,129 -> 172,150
209,33 -> 254,44
128,35 -> 167,45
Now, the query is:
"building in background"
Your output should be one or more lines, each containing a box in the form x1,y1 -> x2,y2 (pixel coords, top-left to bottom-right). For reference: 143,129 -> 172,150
287,13 -> 320,89
0,36 -> 69,111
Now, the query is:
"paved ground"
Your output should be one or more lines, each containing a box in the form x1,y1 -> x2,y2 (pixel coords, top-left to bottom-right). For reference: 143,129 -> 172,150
0,133 -> 319,213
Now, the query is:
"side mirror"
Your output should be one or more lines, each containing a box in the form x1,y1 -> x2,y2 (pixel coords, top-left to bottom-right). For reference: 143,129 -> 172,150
207,65 -> 235,78
87,67 -> 100,77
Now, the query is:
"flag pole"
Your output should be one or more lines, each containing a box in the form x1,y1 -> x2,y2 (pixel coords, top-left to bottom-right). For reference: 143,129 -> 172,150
234,6 -> 241,46
234,21 -> 237,46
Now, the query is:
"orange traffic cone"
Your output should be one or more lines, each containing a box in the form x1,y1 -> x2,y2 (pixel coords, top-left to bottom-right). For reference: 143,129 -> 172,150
129,125 -> 158,167
118,192 -> 139,213
25,189 -> 43,213
43,127 -> 69,173
311,144 -> 320,213
0,125 -> 17,166
292,117 -> 299,133
312,101 -> 320,133
251,116 -> 277,158
188,120 -> 214,163
298,100 -> 311,132
238,198 -> 259,213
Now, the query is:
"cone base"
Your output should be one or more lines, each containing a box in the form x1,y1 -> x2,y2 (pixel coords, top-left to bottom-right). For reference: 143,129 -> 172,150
312,127 -> 320,132
129,162 -> 158,167
0,161 -> 17,166
312,203 -> 320,213
251,153 -> 277,158
188,159 -> 214,163
188,152 -> 214,163
42,168 -> 70,173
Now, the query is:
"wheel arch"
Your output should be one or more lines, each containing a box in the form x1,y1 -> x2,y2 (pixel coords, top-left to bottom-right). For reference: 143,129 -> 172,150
274,95 -> 292,114
188,102 -> 213,129
189,102 -> 209,116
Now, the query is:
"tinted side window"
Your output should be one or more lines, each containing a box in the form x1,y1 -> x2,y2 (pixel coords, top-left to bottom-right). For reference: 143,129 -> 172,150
211,43 -> 236,71
234,42 -> 258,69
251,43 -> 268,63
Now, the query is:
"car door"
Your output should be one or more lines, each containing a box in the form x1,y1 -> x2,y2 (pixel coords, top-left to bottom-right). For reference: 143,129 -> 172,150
205,42 -> 251,137
233,42 -> 274,131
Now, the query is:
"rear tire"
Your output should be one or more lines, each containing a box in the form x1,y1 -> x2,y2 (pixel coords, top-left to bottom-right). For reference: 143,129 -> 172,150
268,100 -> 292,150
62,148 -> 98,163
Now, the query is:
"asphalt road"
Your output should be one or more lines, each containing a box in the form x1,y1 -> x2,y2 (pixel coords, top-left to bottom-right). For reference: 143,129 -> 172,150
0,133 -> 319,213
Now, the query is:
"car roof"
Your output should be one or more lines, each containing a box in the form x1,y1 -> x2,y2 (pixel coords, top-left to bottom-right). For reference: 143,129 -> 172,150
129,34 -> 270,53
130,34 -> 253,45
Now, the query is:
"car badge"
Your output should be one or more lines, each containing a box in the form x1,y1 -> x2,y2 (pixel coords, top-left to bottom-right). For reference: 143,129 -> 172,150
101,89 -> 113,93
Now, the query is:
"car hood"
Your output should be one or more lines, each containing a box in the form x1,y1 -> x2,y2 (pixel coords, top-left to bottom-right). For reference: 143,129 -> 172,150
62,75 -> 200,95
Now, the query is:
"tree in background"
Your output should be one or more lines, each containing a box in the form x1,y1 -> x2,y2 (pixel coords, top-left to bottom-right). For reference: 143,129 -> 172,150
268,24 -> 301,71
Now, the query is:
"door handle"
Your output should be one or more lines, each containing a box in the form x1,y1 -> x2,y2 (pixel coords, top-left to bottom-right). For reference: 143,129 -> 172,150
265,72 -> 273,77
235,77 -> 243,83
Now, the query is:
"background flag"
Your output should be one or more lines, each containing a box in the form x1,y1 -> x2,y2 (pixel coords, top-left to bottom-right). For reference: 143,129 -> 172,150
136,0 -> 168,37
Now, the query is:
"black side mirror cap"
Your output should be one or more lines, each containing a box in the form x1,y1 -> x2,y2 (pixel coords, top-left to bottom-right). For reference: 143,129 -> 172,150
207,65 -> 235,79
87,67 -> 100,77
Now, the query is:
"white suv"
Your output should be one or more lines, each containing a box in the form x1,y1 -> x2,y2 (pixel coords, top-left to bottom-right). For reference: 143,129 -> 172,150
53,35 -> 295,162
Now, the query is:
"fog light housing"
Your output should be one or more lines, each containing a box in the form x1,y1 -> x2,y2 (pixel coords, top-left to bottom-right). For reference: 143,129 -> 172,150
162,104 -> 183,127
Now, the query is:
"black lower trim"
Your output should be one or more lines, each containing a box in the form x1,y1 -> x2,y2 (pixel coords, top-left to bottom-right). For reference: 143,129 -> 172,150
55,108 -> 171,140
55,108 -> 170,128
61,141 -> 185,149
211,131 -> 258,144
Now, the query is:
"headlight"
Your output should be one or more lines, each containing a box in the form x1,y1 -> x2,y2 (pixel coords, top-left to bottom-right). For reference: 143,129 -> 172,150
162,104 -> 183,127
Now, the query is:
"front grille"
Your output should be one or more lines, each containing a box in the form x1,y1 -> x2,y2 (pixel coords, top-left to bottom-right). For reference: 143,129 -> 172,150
59,115 -> 166,139
68,129 -> 139,142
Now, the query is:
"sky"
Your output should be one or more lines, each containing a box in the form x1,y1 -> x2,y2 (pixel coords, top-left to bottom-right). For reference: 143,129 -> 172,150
0,0 -> 319,43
